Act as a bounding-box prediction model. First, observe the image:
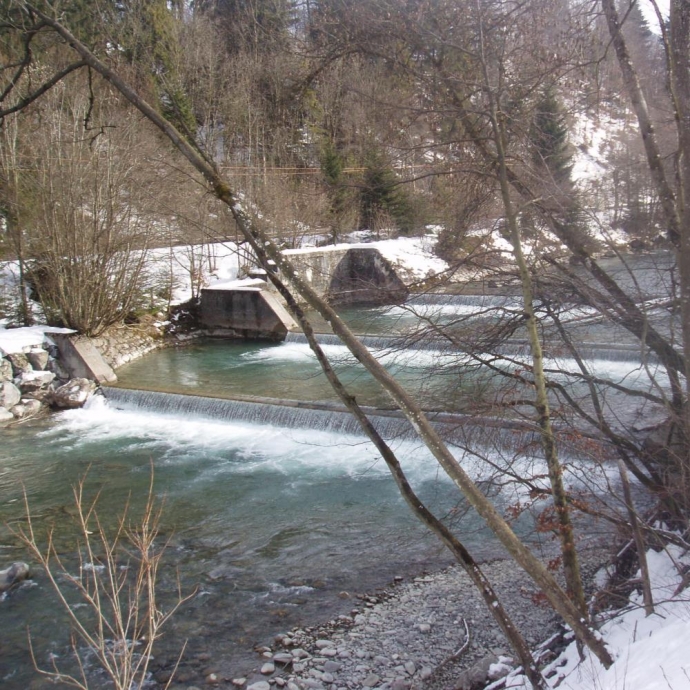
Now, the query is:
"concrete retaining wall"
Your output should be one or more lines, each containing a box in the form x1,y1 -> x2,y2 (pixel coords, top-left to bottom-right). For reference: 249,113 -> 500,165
200,288 -> 298,339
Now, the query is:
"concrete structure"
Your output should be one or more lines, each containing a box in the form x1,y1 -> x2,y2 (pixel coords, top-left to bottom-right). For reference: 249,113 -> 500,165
51,333 -> 118,384
283,246 -> 408,306
200,287 -> 298,340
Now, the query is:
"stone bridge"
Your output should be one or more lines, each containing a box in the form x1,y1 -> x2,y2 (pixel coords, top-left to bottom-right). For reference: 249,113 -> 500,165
200,246 -> 408,339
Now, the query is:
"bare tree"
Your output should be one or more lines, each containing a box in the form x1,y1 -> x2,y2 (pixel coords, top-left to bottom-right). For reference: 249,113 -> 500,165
15,6 -> 614,666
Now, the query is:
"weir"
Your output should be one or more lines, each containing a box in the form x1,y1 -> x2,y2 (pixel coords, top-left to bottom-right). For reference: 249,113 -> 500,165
283,331 -> 657,364
101,386 -> 585,458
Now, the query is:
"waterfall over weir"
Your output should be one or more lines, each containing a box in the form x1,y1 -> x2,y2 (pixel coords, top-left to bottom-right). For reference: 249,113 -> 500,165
102,386 -> 574,458
283,331 -> 655,364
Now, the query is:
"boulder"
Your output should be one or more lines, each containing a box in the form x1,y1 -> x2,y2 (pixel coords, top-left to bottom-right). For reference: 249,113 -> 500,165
12,399 -> 42,420
7,352 -> 32,376
0,562 -> 31,592
0,358 -> 12,382
0,381 -> 21,410
0,407 -> 14,424
48,378 -> 97,409
26,348 -> 50,371
16,370 -> 56,393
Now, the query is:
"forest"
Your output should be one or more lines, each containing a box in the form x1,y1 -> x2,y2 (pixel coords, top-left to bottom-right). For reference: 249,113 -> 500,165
2,1 -> 690,689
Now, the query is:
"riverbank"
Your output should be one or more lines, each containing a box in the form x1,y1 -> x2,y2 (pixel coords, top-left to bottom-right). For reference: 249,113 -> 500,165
218,545 -> 610,690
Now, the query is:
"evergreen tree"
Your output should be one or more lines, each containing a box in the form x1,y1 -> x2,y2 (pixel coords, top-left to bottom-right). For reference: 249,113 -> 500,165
320,139 -> 348,242
359,150 -> 415,235
530,86 -> 573,186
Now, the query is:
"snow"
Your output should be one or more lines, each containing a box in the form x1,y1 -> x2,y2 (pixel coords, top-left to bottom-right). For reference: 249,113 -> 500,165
284,235 -> 449,282
203,278 -> 266,291
507,545 -> 690,690
0,324 -> 74,355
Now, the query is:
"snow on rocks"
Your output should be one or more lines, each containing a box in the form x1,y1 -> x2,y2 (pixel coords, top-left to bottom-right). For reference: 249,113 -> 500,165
0,326 -> 96,422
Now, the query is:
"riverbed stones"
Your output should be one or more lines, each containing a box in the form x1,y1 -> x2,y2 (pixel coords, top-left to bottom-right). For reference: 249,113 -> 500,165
0,562 -> 31,591
0,407 -> 14,423
258,548 -> 608,690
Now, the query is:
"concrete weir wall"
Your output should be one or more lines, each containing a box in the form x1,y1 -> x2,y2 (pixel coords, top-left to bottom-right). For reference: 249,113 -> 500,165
51,333 -> 118,383
283,246 -> 408,306
200,287 -> 298,339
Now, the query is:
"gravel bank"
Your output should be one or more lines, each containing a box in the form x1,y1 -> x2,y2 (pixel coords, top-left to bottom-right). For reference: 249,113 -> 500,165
231,548 -> 609,690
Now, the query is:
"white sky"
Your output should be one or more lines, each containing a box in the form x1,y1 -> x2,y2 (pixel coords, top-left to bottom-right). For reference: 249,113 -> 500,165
638,0 -> 670,34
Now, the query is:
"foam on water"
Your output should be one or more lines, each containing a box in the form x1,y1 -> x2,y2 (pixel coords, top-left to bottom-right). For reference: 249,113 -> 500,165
49,396 -> 454,485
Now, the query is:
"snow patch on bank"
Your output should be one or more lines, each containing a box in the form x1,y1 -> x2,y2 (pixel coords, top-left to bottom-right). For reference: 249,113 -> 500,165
0,324 -> 74,355
506,545 -> 690,690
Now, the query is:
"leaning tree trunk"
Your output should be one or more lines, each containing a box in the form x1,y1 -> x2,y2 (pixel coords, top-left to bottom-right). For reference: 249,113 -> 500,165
474,6 -> 587,616
251,243 -> 545,687
602,0 -> 690,512
30,6 -> 613,668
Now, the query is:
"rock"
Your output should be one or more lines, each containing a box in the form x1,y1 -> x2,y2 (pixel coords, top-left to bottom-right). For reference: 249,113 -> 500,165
26,349 -> 49,371
314,639 -> 333,649
362,674 -> 380,687
272,653 -> 293,665
246,682 -> 271,690
419,667 -> 432,680
47,357 -> 70,380
7,352 -> 32,376
16,370 -> 55,393
418,623 -> 431,633
260,662 -> 275,674
0,562 -> 31,592
230,679 -> 246,687
48,378 -> 97,409
0,381 -> 21,409
323,661 -> 342,673
0,358 -> 13,381
404,661 -> 415,676
0,407 -> 14,423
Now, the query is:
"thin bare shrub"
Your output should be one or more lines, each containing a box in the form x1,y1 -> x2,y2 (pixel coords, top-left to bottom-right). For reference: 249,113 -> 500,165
16,470 -> 191,690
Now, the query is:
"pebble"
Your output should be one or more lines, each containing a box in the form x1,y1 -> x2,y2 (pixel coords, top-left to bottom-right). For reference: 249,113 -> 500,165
266,548 -> 608,690
247,683 -> 271,690
260,662 -> 275,674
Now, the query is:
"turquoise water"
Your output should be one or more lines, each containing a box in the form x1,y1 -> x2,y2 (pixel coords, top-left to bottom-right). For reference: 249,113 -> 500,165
2,398 -> 523,688
0,283 -> 664,688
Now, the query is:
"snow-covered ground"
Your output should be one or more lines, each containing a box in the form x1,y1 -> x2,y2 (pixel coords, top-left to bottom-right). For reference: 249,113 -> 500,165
504,545 -> 690,690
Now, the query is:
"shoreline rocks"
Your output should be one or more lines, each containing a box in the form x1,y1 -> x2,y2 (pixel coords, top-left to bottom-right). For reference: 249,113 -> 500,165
0,338 -> 97,424
229,547 -> 609,690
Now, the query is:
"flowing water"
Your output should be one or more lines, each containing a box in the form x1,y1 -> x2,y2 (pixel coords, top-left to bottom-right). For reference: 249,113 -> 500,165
0,286 -> 666,688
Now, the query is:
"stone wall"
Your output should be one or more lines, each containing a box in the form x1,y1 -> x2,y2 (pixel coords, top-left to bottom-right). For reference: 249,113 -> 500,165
90,321 -> 170,370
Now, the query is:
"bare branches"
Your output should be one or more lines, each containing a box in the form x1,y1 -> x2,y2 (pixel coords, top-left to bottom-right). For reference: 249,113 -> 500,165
15,468 -> 191,689
0,59 -> 87,120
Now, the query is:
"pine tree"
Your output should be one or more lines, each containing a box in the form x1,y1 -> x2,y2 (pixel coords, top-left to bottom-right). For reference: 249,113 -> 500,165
530,86 -> 573,186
